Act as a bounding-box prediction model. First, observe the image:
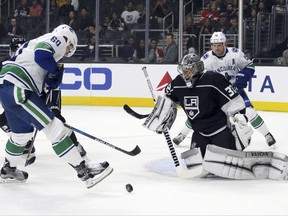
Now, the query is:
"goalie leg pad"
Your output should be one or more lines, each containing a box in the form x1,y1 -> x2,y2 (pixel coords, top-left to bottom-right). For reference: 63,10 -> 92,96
143,95 -> 177,133
268,152 -> 288,180
181,148 -> 207,177
230,114 -> 253,150
202,144 -> 286,179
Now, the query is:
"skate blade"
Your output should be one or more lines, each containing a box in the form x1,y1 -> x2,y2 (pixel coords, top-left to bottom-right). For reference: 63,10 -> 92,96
0,175 -> 27,184
86,166 -> 113,189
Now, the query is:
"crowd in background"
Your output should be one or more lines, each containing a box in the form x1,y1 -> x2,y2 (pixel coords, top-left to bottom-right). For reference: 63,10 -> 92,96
0,0 -> 287,64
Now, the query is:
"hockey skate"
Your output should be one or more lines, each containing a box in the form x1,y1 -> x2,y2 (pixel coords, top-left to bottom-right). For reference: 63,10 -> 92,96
23,140 -> 36,166
0,159 -> 28,183
265,133 -> 276,147
75,143 -> 90,162
74,161 -> 113,189
173,133 -> 186,145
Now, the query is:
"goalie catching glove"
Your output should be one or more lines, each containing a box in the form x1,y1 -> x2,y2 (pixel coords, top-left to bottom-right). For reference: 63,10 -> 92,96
229,113 -> 253,150
143,95 -> 177,133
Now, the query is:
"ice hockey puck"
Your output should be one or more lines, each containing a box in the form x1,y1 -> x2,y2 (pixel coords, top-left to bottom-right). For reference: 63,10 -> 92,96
125,184 -> 133,193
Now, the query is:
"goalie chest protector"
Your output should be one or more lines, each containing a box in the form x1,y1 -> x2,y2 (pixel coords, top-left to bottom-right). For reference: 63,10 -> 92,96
165,71 -> 240,135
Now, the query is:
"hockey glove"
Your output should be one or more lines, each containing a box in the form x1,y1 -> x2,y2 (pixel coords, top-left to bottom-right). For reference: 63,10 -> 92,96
51,106 -> 66,123
235,68 -> 254,90
143,95 -> 177,134
235,71 -> 249,89
45,64 -> 64,90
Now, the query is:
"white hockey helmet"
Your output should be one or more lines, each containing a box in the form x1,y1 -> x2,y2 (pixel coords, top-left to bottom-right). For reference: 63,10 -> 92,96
53,24 -> 78,57
210,31 -> 226,44
177,53 -> 204,87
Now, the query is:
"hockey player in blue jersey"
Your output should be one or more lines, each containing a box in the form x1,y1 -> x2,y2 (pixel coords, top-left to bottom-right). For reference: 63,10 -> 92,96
0,24 -> 113,188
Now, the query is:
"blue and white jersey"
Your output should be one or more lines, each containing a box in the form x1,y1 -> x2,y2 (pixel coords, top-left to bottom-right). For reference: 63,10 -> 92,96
201,47 -> 254,85
0,32 -> 66,94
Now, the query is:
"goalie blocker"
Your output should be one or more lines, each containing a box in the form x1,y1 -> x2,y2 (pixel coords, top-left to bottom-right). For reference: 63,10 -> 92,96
143,95 -> 177,134
181,144 -> 288,180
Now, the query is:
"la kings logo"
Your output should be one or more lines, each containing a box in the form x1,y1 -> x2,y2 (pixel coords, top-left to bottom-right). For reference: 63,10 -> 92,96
184,96 -> 199,120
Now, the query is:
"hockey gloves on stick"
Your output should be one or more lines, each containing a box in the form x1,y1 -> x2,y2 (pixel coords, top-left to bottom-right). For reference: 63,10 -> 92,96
50,106 -> 66,123
143,95 -> 177,134
45,64 -> 64,90
235,68 -> 254,89
229,114 -> 253,150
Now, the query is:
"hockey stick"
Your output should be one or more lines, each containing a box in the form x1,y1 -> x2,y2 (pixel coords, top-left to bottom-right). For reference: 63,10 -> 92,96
123,104 -> 149,119
24,92 -> 52,167
24,130 -> 37,167
142,66 -> 200,179
64,123 -> 141,156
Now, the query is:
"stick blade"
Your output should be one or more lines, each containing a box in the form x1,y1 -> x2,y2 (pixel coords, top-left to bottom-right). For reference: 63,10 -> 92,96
127,145 -> 141,156
123,104 -> 149,119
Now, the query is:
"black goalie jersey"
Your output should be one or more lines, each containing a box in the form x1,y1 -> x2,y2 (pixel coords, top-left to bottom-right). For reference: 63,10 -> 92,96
164,71 -> 245,135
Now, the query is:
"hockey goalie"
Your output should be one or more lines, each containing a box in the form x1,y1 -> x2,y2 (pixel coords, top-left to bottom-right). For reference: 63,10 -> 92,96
143,53 -> 288,180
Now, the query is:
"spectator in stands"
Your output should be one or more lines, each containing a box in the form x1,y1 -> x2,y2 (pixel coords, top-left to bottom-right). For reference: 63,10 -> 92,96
199,18 -> 213,36
7,17 -> 24,38
136,2 -> 146,24
14,0 -> 30,18
102,0 -> 122,19
161,33 -> 178,63
119,36 -> 137,63
0,22 -> 7,43
80,34 -> 96,61
226,3 -> 237,21
102,16 -> 111,31
273,49 -> 288,65
49,0 -> 60,28
65,10 -> 79,31
199,1 -> 221,24
134,39 -> 146,62
215,0 -> 226,13
78,7 -> 94,32
121,1 -> 140,31
183,16 -> 199,54
58,0 -> 74,24
109,12 -> 124,32
213,12 -> 230,33
227,17 -> 238,34
71,0 -> 79,13
29,0 -> 43,17
147,38 -> 164,63
151,0 -> 171,29
56,0 -> 67,8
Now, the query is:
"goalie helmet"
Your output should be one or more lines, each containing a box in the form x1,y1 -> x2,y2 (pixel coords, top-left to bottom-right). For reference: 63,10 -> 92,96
177,53 -> 204,87
9,37 -> 25,57
210,31 -> 226,44
52,24 -> 78,57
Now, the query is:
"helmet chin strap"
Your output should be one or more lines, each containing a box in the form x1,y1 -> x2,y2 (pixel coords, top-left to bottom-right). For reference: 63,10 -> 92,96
184,73 -> 202,88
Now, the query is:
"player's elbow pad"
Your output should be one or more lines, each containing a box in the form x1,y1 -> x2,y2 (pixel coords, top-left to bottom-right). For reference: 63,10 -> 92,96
34,50 -> 57,73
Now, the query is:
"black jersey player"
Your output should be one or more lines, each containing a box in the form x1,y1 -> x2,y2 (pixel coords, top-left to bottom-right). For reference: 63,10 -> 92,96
142,53 -> 288,180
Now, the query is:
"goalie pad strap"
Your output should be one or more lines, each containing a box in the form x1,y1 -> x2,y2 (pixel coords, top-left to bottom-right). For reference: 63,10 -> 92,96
203,144 -> 288,180
180,148 -> 208,178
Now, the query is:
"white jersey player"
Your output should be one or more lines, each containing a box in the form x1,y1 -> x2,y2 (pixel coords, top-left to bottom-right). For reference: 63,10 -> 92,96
0,24 -> 113,188
173,32 -> 276,148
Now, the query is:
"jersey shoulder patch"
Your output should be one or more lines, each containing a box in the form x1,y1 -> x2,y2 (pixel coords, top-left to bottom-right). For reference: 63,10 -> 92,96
202,53 -> 209,60
232,47 -> 238,53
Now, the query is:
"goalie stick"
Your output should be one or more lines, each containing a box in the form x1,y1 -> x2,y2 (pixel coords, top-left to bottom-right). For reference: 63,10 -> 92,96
64,123 -> 141,156
141,66 -> 201,179
123,104 -> 149,119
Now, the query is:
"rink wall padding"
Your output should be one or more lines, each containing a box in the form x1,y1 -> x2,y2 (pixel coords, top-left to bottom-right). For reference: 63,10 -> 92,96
60,64 -> 288,112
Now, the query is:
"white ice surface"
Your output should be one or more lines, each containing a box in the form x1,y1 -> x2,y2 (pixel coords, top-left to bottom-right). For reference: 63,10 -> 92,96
0,106 -> 288,216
